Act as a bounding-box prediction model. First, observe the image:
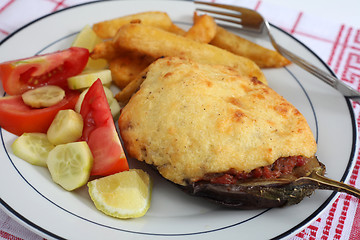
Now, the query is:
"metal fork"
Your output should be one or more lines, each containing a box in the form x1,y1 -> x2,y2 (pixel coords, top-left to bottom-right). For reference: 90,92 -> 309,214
194,1 -> 360,104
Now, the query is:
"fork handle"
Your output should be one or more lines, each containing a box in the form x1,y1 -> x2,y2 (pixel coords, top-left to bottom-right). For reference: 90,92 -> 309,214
275,44 -> 360,104
296,171 -> 360,199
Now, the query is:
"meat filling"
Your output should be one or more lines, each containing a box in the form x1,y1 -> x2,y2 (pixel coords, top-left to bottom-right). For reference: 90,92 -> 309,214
202,156 -> 309,185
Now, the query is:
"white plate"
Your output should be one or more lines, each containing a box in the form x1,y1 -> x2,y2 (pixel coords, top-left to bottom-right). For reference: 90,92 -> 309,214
0,1 -> 357,239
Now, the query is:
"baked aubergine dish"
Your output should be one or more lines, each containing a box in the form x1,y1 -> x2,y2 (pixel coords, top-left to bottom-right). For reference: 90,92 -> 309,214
118,57 -> 360,209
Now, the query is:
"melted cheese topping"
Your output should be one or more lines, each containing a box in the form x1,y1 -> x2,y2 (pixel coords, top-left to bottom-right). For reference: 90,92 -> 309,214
119,57 -> 317,186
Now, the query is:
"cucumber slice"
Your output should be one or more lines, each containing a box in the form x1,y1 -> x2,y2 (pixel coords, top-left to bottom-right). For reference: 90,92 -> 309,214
67,69 -> 112,90
47,141 -> 93,191
75,86 -> 120,119
11,133 -> 55,167
21,85 -> 65,108
47,109 -> 83,145
109,98 -> 121,119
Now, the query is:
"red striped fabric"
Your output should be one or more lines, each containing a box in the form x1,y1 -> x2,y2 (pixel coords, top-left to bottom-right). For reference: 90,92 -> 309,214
0,0 -> 15,14
0,0 -> 15,39
290,12 -> 303,35
45,0 -> 69,12
328,25 -> 345,67
0,230 -> 23,240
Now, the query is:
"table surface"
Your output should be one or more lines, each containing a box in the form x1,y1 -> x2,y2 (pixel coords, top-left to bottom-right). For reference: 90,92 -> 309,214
262,0 -> 360,25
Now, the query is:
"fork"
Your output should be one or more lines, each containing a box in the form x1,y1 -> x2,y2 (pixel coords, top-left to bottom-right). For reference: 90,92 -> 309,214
194,1 -> 360,104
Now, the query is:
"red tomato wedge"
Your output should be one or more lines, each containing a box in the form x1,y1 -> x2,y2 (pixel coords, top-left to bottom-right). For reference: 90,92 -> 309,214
80,79 -> 129,176
0,90 -> 79,136
0,47 -> 89,95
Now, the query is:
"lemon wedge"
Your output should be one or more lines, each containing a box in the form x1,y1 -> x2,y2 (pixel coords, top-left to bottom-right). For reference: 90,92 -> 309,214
88,169 -> 152,219
72,24 -> 107,70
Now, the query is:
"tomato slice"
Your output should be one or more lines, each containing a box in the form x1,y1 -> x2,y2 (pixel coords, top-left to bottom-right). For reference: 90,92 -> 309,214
0,90 -> 79,136
0,47 -> 89,95
80,79 -> 129,176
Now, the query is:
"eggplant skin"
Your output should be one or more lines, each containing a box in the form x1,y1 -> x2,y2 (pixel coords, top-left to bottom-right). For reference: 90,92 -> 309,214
181,181 -> 317,209
180,158 -> 326,209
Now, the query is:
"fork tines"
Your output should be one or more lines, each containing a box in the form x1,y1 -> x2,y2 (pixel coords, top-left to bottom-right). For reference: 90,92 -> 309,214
194,1 -> 263,31
196,7 -> 242,25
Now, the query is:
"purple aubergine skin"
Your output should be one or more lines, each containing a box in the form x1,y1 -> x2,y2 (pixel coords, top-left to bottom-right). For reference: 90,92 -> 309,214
179,157 -> 326,209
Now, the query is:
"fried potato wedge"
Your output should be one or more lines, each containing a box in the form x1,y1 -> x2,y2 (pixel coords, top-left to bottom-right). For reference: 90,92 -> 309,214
184,13 -> 217,43
91,40 -> 154,89
113,23 -> 267,84
93,11 -> 173,39
210,26 -> 291,68
109,53 -> 154,89
168,24 -> 186,36
90,41 -> 119,61
115,68 -> 148,106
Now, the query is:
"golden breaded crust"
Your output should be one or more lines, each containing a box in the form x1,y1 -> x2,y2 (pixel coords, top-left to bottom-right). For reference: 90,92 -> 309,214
119,57 -> 317,186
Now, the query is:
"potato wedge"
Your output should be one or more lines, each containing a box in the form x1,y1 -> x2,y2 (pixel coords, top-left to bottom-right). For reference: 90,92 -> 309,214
93,11 -> 174,39
113,23 -> 267,84
115,68 -> 148,106
185,13 -> 217,43
167,24 -> 186,36
109,53 -> 154,89
210,26 -> 291,68
90,41 -> 119,61
91,25 -> 186,61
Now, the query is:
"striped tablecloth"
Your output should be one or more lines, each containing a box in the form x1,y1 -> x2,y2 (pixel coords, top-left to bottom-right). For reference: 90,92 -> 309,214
0,0 -> 359,239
